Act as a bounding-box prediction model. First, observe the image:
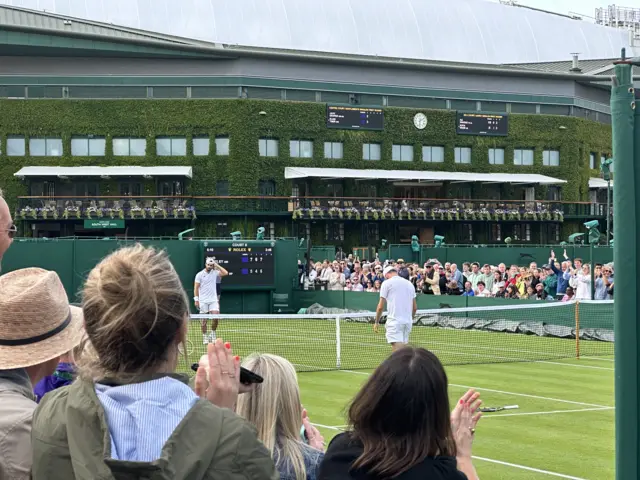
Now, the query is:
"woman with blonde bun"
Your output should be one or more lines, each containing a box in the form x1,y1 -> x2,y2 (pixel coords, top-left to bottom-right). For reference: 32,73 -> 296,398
31,244 -> 278,480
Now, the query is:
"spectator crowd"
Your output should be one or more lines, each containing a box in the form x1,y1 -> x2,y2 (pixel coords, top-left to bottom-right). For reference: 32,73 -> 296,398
300,250 -> 614,301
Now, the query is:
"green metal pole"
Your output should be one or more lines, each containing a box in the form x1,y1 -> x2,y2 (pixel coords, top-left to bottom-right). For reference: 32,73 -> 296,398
590,243 -> 595,300
611,62 -> 637,480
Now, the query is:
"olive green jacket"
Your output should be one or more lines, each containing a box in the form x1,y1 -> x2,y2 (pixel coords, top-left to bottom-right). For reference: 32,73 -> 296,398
31,375 -> 279,480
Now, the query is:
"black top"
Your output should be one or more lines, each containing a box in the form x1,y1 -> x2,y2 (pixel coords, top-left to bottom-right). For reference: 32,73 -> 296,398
318,433 -> 467,480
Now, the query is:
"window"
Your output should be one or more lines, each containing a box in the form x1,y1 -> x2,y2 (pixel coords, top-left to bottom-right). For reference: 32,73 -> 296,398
30,137 -> 63,156
259,138 -> 279,157
547,186 -> 561,201
159,181 -> 184,196
193,136 -> 210,156
290,140 -> 313,158
156,137 -> 186,156
327,183 -> 344,197
488,148 -> 504,165
216,181 -> 229,196
7,135 -> 25,156
362,223 -> 379,244
325,223 -> 344,242
297,223 -> 310,239
215,136 -> 230,156
392,144 -> 413,162
491,224 -> 502,242
543,150 -> 560,166
363,143 -> 381,161
454,147 -> 471,164
71,136 -> 105,156
455,223 -> 473,243
590,153 -> 596,170
324,142 -> 343,159
119,182 -> 141,196
113,137 -> 146,156
217,222 -> 229,238
514,223 -> 532,242
75,182 -> 99,197
544,224 -> 560,243
258,180 -> 276,196
514,149 -> 534,166
422,146 -> 444,163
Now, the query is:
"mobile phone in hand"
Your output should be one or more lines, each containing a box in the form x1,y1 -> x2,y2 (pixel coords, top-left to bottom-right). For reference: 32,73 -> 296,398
191,363 -> 264,385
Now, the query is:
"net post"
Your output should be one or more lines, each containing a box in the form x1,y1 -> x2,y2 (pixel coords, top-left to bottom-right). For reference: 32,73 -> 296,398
335,314 -> 342,369
575,301 -> 580,359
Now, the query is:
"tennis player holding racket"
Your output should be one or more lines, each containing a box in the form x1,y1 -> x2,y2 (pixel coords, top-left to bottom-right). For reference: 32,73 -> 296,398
374,265 -> 417,351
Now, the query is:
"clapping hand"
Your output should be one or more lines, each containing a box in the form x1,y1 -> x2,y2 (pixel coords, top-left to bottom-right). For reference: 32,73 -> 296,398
451,389 -> 483,459
194,339 -> 240,410
302,408 -> 325,451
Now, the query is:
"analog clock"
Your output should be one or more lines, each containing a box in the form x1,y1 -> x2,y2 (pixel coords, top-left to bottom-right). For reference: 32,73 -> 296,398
413,113 -> 427,130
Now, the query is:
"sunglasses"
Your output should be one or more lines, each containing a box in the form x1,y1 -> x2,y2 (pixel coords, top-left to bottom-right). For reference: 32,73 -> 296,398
6,224 -> 16,239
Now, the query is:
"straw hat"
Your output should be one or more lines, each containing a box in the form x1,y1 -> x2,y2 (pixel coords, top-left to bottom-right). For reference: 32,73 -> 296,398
0,268 -> 84,369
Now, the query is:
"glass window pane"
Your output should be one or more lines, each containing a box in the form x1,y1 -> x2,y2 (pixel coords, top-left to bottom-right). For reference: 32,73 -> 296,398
89,138 -> 106,156
324,142 -> 332,158
392,145 -> 400,161
363,144 -> 369,160
524,150 -> 533,165
7,136 -> 25,156
46,139 -> 62,156
422,146 -> 431,162
590,153 -> 595,169
433,147 -> 444,163
514,150 -> 522,165
71,137 -> 88,156
113,138 -> 129,156
300,141 -> 313,158
130,139 -> 146,156
370,144 -> 381,160
290,140 -> 299,157
156,138 -> 171,156
172,138 -> 187,156
334,143 -> 343,159
29,139 -> 46,156
215,137 -> 229,156
401,145 -> 413,161
551,151 -> 559,166
193,137 -> 210,156
259,139 -> 267,157
267,140 -> 278,157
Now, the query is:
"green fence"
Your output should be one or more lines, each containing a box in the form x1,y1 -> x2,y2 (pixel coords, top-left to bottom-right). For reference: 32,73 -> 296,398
1,238 -> 298,314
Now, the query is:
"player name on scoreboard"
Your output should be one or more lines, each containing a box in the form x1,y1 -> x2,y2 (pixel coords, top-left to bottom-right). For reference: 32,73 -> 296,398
456,112 -> 508,136
203,241 -> 275,288
326,105 -> 384,130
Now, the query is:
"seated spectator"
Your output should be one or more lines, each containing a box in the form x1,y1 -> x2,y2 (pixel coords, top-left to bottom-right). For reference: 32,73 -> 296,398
318,347 -> 481,480
491,271 -> 503,295
602,264 -> 614,299
0,268 -> 84,480
344,279 -> 353,291
31,244 -> 277,480
373,280 -> 382,292
421,263 -> 441,295
366,281 -> 376,293
475,281 -> 491,298
33,346 -> 81,403
236,354 -> 325,480
351,280 -> 364,292
535,282 -> 552,301
562,286 -> 575,302
505,284 -> 519,299
494,281 -> 507,298
594,264 -> 608,300
447,280 -> 462,296
522,285 -> 535,299
462,282 -> 475,296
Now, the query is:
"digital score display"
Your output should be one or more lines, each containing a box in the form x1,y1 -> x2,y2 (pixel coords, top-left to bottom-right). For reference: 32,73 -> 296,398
456,112 -> 508,136
327,105 -> 384,130
203,242 -> 275,288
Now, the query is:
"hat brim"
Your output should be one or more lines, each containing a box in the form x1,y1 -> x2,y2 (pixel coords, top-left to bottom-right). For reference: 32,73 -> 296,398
0,305 -> 84,370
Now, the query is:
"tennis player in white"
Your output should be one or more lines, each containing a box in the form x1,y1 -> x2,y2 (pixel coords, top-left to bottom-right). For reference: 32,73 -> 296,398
194,258 -> 229,344
374,265 -> 417,351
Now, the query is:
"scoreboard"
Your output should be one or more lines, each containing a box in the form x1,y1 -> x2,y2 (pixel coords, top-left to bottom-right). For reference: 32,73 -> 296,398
327,105 -> 384,130
202,241 -> 275,289
456,112 -> 508,136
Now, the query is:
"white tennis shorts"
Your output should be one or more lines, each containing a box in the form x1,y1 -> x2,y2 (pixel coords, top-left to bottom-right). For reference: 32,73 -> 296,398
385,322 -> 412,344
199,302 -> 220,314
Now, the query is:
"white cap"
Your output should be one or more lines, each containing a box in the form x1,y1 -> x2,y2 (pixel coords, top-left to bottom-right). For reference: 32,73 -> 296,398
206,258 -> 215,266
383,266 -> 396,276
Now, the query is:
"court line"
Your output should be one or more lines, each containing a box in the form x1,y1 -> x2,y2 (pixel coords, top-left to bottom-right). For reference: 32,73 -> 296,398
480,407 -> 614,418
535,360 -> 614,371
579,356 -> 614,362
338,370 -> 612,408
311,422 -> 341,431
472,456 -> 588,479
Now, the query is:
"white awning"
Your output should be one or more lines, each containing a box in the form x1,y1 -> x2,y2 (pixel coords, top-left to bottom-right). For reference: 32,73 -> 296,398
285,167 -> 566,185
14,166 -> 193,178
589,177 -> 613,189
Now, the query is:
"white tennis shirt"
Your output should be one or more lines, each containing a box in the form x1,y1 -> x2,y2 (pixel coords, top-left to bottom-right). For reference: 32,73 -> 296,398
195,269 -> 219,302
380,275 -> 416,325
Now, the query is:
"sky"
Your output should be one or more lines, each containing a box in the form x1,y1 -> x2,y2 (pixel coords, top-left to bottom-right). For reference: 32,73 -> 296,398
491,0 -> 623,20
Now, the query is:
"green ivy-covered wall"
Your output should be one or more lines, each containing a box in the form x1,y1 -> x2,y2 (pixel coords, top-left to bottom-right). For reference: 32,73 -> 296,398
0,98 -> 612,205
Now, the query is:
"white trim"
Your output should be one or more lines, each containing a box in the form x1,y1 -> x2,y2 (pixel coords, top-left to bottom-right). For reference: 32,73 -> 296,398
285,166 -> 567,185
472,456 -> 588,479
13,166 -> 193,178
589,177 -> 612,189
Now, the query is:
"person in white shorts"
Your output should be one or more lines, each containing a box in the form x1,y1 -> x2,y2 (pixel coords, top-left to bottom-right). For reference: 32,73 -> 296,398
194,258 -> 229,344
374,265 -> 417,351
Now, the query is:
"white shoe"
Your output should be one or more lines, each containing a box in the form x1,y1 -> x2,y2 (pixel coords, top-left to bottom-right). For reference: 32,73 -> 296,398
203,334 -> 209,345
209,331 -> 217,343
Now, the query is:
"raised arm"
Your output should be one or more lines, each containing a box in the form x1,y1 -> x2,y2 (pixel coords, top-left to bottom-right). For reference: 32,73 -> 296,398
215,262 -> 229,277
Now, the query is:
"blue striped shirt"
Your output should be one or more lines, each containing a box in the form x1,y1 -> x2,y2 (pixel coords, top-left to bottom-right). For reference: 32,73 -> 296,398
95,376 -> 199,462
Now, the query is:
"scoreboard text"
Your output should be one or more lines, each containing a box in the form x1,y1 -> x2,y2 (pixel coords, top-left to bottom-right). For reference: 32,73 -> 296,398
204,242 -> 275,288
456,112 -> 508,136
327,105 -> 384,130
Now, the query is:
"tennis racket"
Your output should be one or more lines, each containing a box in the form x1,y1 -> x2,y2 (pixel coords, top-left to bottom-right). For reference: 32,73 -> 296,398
479,405 -> 519,413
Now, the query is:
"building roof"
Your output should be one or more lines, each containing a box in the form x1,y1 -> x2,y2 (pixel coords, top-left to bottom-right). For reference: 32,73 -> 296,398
0,0 -> 636,65
507,58 -> 619,75
589,177 -> 613,189
14,166 -> 193,178
284,167 -> 566,185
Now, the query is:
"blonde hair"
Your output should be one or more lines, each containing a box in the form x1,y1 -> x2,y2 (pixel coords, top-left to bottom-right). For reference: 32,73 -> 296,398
80,244 -> 188,382
235,354 -> 307,479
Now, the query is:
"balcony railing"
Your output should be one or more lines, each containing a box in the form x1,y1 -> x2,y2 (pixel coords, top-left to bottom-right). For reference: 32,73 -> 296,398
16,195 -> 611,222
17,196 -> 195,220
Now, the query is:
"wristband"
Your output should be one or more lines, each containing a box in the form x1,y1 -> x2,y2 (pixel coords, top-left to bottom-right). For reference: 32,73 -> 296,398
194,297 -> 199,301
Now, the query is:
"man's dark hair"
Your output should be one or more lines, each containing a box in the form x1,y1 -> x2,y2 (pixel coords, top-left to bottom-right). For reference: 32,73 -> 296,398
477,281 -> 485,287
347,347 -> 455,477
471,262 -> 480,268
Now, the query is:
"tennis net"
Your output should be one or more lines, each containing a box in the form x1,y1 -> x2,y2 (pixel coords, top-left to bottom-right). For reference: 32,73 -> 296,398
182,300 -> 613,373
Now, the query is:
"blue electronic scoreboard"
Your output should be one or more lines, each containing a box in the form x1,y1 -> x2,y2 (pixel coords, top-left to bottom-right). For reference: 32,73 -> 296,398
202,241 -> 275,289
326,105 -> 384,130
456,112 -> 508,136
